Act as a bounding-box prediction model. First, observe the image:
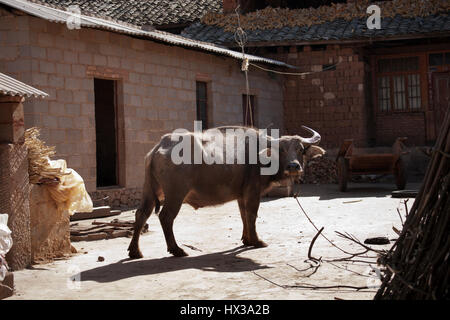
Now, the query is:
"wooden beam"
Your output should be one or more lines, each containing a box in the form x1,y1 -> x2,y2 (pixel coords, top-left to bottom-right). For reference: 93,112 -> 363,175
224,32 -> 450,48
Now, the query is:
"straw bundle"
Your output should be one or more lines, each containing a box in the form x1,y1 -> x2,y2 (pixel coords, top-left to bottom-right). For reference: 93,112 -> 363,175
24,127 -> 67,184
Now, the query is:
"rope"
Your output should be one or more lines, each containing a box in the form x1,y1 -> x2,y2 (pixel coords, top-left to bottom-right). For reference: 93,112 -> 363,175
234,5 -> 253,127
233,5 -> 342,127
249,61 -> 340,76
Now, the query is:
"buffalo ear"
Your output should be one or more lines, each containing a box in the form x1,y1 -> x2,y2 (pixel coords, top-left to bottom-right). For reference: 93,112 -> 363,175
305,145 -> 326,160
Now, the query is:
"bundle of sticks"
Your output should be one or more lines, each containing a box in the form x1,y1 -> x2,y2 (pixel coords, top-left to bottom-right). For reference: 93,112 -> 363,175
202,0 -> 450,32
375,106 -> 450,300
24,127 -> 67,185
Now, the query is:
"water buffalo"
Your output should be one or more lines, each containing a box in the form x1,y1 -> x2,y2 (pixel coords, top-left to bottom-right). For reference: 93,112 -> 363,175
128,125 -> 325,258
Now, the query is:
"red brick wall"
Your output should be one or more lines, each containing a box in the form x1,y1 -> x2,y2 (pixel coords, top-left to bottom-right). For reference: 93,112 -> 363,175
271,45 -> 369,149
375,112 -> 426,146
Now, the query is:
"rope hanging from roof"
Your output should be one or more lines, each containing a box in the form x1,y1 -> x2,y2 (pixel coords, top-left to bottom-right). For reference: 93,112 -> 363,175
234,4 -> 253,128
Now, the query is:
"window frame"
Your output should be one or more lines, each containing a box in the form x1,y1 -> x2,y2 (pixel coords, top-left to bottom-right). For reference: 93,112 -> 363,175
374,54 -> 424,114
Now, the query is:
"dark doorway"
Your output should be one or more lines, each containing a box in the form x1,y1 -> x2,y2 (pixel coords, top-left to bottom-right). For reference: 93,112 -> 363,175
196,81 -> 208,130
242,94 -> 256,127
432,72 -> 450,138
94,78 -> 118,187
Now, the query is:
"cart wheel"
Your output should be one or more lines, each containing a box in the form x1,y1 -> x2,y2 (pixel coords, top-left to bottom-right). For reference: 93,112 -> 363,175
337,156 -> 348,192
394,158 -> 406,190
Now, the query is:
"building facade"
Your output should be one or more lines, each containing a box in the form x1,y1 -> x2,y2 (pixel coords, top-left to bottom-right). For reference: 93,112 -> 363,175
0,1 -> 285,208
183,0 -> 450,149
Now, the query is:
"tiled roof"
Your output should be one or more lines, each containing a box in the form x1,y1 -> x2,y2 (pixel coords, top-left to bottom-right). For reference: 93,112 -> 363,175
0,72 -> 48,98
1,0 -> 291,68
35,0 -> 222,27
181,14 -> 450,45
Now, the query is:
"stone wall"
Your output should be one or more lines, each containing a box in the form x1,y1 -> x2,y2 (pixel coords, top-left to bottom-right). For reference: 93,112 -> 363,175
0,95 -> 31,271
0,12 -> 284,208
89,187 -> 142,210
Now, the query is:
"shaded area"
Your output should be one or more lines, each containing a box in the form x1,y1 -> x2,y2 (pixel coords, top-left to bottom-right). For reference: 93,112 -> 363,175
262,183 -> 421,202
79,246 -> 269,283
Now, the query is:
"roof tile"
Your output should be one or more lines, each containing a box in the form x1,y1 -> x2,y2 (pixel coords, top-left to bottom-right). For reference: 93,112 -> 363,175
35,0 -> 222,26
182,14 -> 450,45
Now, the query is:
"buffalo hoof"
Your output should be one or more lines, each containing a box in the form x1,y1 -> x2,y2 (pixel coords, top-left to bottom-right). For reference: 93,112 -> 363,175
242,239 -> 268,248
169,247 -> 188,257
128,248 -> 144,259
254,240 -> 268,248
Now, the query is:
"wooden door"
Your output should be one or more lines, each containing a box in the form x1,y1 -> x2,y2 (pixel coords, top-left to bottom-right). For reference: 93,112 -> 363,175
433,73 -> 450,137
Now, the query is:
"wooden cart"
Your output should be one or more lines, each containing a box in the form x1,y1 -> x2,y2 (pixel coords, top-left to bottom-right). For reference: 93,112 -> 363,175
336,137 -> 408,192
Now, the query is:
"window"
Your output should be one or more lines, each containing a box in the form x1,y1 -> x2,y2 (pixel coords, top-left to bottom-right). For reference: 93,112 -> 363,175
94,78 -> 119,187
242,94 -> 256,127
376,57 -> 422,112
429,52 -> 450,66
196,81 -> 208,130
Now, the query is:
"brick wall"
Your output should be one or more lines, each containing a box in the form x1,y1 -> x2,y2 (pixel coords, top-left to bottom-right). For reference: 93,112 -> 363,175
268,45 -> 369,149
375,112 -> 426,146
0,12 -> 283,208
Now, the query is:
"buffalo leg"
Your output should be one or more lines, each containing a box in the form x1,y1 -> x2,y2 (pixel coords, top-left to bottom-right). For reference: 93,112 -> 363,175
128,197 -> 155,259
158,196 -> 187,257
237,198 -> 250,246
244,198 -> 267,248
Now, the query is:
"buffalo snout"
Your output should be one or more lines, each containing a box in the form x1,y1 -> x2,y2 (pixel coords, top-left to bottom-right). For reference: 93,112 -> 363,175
286,160 -> 302,175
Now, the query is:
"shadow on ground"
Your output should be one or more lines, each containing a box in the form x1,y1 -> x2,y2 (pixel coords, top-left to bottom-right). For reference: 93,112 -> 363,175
261,182 -> 422,202
79,246 -> 269,283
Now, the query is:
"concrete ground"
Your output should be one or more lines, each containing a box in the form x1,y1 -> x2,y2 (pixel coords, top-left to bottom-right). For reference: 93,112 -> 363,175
8,182 -> 420,300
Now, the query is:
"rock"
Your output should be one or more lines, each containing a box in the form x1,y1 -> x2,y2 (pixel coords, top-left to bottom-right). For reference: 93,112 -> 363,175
364,237 -> 390,245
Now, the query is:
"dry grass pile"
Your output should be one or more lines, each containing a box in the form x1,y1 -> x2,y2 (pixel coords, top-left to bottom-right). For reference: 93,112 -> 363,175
24,127 -> 67,184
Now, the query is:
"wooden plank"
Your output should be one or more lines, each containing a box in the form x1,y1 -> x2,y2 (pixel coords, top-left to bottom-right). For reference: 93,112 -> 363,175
70,206 -> 121,221
336,139 -> 353,161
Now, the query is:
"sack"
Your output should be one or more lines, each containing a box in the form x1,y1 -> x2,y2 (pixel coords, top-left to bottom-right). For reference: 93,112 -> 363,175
43,159 -> 93,215
0,214 -> 12,281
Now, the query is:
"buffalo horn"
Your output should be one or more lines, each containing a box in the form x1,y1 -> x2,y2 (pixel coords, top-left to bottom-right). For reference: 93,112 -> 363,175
299,126 -> 321,145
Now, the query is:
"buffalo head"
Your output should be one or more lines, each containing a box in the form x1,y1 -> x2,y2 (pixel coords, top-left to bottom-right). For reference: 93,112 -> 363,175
277,126 -> 325,179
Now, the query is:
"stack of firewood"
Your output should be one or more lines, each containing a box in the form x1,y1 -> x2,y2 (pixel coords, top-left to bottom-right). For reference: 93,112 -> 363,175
303,156 -> 338,184
375,106 -> 449,300
202,0 -> 450,32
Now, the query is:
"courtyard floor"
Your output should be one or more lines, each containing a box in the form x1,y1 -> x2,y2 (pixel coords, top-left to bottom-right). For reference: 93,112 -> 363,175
7,182 -> 420,300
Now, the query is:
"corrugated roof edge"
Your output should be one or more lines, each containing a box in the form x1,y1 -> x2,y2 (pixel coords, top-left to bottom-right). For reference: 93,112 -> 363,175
0,0 -> 294,68
0,72 -> 49,98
